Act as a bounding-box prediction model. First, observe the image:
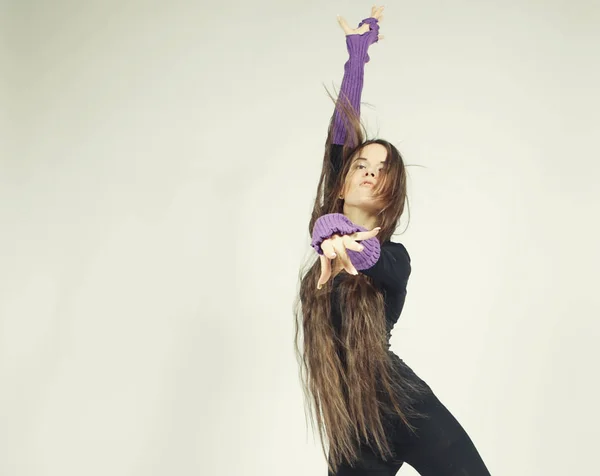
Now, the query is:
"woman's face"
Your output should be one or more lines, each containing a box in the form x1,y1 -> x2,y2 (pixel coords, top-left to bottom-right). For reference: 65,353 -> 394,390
341,143 -> 388,211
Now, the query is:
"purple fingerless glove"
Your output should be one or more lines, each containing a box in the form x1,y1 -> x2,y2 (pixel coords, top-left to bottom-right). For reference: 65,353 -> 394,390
350,17 -> 380,63
311,213 -> 381,271
333,17 -> 380,146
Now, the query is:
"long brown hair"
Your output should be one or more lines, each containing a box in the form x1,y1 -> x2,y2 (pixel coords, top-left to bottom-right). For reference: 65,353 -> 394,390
294,90 -> 428,473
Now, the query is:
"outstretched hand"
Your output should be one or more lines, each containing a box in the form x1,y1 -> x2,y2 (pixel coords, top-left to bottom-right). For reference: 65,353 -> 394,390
337,5 -> 385,40
317,227 -> 381,289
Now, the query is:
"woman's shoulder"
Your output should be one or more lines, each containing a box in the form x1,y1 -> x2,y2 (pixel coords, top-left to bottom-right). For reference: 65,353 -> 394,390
382,240 -> 411,262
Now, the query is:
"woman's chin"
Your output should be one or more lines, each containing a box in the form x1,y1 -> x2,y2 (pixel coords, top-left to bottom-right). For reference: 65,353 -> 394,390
355,202 -> 382,215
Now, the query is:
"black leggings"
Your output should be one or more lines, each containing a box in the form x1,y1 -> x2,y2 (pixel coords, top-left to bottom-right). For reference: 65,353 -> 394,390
328,390 -> 491,476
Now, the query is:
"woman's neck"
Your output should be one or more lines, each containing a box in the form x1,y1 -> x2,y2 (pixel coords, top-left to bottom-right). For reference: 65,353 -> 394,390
342,205 -> 379,231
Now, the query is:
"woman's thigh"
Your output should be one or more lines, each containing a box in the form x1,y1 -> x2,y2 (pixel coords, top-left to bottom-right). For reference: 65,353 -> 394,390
398,392 -> 491,476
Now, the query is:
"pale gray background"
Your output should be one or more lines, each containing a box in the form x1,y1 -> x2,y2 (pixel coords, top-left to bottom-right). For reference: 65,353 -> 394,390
1,0 -> 599,475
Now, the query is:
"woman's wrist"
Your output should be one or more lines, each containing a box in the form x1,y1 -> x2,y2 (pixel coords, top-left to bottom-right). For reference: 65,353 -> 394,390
310,213 -> 381,270
345,17 -> 380,63
347,235 -> 381,271
346,34 -> 370,62
311,213 -> 364,255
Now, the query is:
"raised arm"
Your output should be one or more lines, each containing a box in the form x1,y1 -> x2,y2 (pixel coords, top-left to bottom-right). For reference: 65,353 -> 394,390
332,15 -> 382,147
311,9 -> 385,286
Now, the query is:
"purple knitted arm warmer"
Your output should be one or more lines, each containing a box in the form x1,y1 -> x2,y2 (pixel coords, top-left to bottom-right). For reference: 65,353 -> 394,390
311,213 -> 381,271
332,17 -> 380,147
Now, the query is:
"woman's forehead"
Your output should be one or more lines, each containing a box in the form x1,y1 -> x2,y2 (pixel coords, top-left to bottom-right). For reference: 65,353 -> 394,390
352,143 -> 388,163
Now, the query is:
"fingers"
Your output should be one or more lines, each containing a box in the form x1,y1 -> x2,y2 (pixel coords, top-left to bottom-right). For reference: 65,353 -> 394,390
342,235 -> 364,252
337,15 -> 352,35
357,23 -> 370,34
321,239 -> 337,259
339,5 -> 384,37
320,234 -> 361,279
340,254 -> 358,276
373,5 -> 385,20
332,241 -> 358,276
317,255 -> 332,290
351,227 -> 381,241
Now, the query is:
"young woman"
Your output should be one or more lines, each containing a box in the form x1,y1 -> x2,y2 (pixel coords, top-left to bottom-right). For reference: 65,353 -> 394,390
294,6 -> 492,476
